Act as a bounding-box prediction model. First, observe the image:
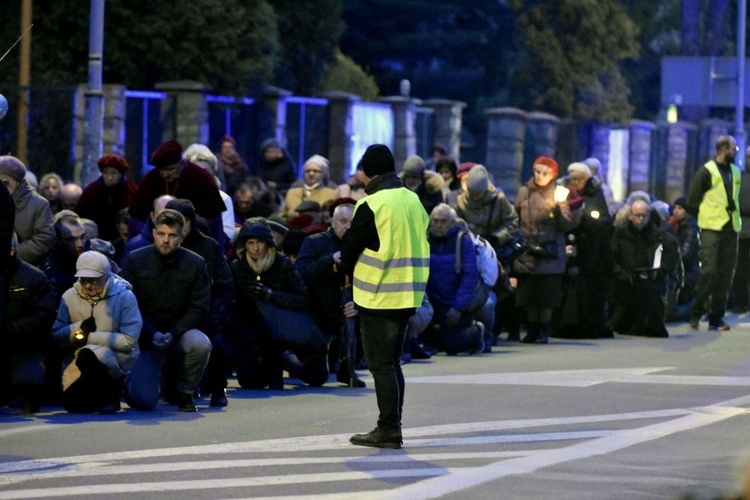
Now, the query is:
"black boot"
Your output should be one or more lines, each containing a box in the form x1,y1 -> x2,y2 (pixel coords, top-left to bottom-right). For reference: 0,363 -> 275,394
409,336 -> 432,360
337,363 -> 366,388
521,322 -> 539,343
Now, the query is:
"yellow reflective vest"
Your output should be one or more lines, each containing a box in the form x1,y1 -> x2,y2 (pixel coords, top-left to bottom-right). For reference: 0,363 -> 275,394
697,160 -> 741,232
352,187 -> 430,309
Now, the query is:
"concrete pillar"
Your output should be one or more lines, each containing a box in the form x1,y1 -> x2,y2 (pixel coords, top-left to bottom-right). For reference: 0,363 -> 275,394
322,90 -> 360,184
627,120 -> 654,197
485,107 -> 527,200
74,84 -> 126,184
422,99 -> 466,160
654,122 -> 691,203
588,122 -> 612,182
154,80 -> 211,147
380,95 -> 420,171
525,112 -> 560,177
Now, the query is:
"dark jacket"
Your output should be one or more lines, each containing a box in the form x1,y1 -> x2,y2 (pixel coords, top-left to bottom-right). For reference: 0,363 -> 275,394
129,162 -> 226,224
121,219 -> 154,265
258,139 -> 297,193
514,178 -> 581,276
41,243 -> 81,308
427,225 -> 479,312
739,169 -> 750,240
611,209 -> 681,284
3,254 -> 56,351
0,180 -> 14,281
568,178 -> 613,277
75,177 -> 138,242
231,251 -> 309,316
120,245 -> 210,350
455,185 -> 519,249
294,228 -> 346,331
181,229 -> 234,336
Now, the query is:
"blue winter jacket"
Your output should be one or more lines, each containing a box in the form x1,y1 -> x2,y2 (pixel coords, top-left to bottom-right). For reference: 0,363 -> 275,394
427,225 -> 479,312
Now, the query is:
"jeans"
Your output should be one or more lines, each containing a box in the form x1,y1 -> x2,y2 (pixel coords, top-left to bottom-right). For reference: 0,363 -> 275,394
125,329 -> 211,410
359,311 -> 410,434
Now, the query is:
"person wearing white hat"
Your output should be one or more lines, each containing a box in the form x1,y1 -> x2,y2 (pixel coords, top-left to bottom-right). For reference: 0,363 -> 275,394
52,251 -> 142,413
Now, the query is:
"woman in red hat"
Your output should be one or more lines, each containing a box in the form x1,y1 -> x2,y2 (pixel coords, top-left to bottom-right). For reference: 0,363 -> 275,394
513,156 -> 582,344
75,154 -> 138,242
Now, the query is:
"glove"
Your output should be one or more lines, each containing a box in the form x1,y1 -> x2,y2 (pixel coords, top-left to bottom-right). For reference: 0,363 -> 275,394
249,282 -> 272,301
527,242 -> 558,259
80,316 -> 97,334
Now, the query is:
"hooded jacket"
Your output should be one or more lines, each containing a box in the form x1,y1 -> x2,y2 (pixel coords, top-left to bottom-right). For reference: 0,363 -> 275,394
52,274 -> 142,385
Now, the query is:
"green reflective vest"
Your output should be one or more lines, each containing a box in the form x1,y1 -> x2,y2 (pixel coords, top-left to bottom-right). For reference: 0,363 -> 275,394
697,160 -> 741,232
352,187 -> 430,309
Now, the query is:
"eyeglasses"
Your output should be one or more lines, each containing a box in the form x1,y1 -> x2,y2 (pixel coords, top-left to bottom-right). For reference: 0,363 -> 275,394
631,213 -> 648,219
304,169 -> 322,174
80,277 -> 103,285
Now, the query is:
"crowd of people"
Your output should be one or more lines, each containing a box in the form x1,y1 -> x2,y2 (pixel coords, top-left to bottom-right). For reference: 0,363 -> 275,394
0,133 -> 744,420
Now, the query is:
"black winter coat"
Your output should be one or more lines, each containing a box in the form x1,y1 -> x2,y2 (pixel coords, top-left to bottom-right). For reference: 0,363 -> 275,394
294,229 -> 346,332
120,246 -> 210,349
231,251 -> 309,316
3,255 -> 56,351
181,229 -> 234,337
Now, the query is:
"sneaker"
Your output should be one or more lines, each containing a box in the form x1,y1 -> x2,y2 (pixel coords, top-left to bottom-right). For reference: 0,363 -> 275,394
708,321 -> 730,331
177,393 -> 197,412
470,322 -> 485,354
689,316 -> 701,329
349,427 -> 402,449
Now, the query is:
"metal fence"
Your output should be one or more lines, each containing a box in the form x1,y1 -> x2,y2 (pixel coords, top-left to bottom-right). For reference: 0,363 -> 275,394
0,85 -> 77,180
206,94 -> 259,175
285,96 -> 329,178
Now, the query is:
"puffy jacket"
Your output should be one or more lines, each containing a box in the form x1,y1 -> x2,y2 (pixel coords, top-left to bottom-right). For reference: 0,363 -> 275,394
52,274 -> 142,380
427,225 -> 479,312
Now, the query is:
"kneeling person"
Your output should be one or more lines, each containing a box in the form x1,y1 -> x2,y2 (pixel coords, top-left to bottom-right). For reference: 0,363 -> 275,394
52,251 -> 142,413
121,209 -> 212,412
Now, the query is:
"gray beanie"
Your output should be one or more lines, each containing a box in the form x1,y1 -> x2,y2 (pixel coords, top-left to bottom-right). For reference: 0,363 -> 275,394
466,164 -> 490,195
402,155 -> 425,175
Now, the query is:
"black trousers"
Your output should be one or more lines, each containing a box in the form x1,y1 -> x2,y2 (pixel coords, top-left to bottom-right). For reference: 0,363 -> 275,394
359,311 -> 410,434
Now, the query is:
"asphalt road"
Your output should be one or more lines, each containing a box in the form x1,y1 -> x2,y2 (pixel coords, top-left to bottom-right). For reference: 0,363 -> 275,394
3,315 -> 750,499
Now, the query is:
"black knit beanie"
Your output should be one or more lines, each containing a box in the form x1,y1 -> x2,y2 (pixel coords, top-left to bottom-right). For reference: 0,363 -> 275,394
359,144 -> 395,178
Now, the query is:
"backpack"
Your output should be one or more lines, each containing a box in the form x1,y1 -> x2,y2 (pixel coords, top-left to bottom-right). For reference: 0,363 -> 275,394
456,230 -> 499,288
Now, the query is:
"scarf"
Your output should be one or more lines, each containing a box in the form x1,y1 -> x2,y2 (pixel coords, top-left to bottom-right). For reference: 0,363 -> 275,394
246,246 -> 277,275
